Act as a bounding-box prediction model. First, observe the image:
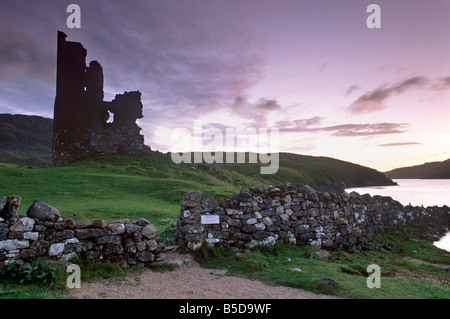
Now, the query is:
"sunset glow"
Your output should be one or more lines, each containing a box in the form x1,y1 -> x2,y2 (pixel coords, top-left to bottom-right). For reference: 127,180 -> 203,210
1,0 -> 449,171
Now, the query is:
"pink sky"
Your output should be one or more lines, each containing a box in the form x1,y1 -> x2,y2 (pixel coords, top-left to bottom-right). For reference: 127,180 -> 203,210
0,0 -> 449,171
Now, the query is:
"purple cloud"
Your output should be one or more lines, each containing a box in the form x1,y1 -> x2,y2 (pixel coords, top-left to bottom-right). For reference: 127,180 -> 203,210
378,142 -> 422,147
277,118 -> 409,137
347,77 -> 427,115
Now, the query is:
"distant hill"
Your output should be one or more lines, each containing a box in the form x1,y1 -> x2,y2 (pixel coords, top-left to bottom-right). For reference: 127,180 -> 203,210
384,159 -> 450,179
0,114 -> 53,166
0,113 -> 396,189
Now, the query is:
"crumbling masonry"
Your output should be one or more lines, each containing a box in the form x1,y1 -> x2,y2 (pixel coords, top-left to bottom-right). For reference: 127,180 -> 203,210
52,31 -> 145,166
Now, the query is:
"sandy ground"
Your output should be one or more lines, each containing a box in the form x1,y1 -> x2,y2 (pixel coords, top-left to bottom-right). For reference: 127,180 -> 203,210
70,252 -> 336,299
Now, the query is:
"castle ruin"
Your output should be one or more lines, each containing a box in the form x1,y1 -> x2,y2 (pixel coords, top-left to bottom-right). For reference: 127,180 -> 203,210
52,31 -> 145,166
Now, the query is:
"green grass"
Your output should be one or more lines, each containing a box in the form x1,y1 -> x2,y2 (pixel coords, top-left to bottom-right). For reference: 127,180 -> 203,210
193,231 -> 450,299
0,149 -> 394,225
0,150 -> 447,299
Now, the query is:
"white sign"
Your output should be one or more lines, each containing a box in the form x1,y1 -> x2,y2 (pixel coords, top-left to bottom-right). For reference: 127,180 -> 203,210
201,215 -> 220,225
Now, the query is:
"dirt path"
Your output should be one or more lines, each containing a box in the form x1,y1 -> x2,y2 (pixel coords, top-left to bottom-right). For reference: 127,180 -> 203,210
70,252 -> 336,299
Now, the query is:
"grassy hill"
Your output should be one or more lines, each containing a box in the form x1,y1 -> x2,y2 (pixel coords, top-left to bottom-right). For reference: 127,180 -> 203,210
384,159 -> 450,179
0,113 -> 396,233
0,147 -> 395,232
0,114 -> 52,166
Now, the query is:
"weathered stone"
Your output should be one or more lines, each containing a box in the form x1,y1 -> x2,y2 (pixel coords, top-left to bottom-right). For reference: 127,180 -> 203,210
0,196 -> 21,220
75,221 -> 93,229
96,235 -> 121,245
54,221 -> 66,230
242,225 -> 255,233
226,209 -> 243,215
146,239 -> 158,251
316,277 -> 338,286
92,219 -> 107,229
165,258 -> 184,268
142,224 -> 158,239
109,218 -> 129,224
10,217 -> 35,232
20,248 -> 37,259
137,251 -> 154,263
74,228 -> 110,239
48,243 -> 65,256
63,217 -> 77,229
315,249 -> 332,260
136,218 -> 151,226
0,239 -> 29,250
56,230 -> 75,241
276,206 -> 284,215
108,223 -> 125,234
43,221 -> 54,228
125,223 -> 143,234
255,223 -> 266,231
27,200 -> 61,222
30,240 -> 49,255
23,232 -> 39,240
309,208 -> 319,217
103,244 -> 123,255
282,195 -> 292,203
211,269 -> 228,277
0,197 -> 6,212
136,240 -> 147,251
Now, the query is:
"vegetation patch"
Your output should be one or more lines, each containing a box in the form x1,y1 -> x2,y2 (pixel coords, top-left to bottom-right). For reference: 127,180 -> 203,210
192,230 -> 449,299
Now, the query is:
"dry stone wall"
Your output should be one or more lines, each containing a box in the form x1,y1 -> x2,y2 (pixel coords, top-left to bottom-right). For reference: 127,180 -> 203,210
175,183 -> 450,251
0,196 -> 164,266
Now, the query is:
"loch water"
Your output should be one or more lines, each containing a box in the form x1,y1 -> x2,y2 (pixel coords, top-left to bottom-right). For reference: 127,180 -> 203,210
346,179 -> 450,252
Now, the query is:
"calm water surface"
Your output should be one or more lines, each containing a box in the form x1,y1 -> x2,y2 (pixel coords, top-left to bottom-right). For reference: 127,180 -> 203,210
347,179 -> 450,252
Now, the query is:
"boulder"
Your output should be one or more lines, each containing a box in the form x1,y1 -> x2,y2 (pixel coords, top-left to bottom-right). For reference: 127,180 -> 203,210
211,269 -> 228,277
108,223 -> 125,234
142,223 -> 158,239
137,251 -> 154,263
63,217 -> 77,229
0,196 -> 21,220
48,243 -> 65,256
316,277 -> 339,286
0,239 -> 29,250
315,249 -> 332,260
10,217 -> 35,232
26,200 -> 61,222
146,239 -> 158,251
74,228 -> 110,239
92,219 -> 107,229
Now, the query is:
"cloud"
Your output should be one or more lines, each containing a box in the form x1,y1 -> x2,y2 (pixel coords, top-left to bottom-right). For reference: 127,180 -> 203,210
347,77 -> 427,115
277,119 -> 409,137
229,95 -> 283,127
345,84 -> 361,96
0,20 -> 55,84
318,123 -> 409,137
378,142 -> 422,147
276,117 -> 324,130
430,77 -> 450,91
0,0 -> 266,119
255,99 -> 282,111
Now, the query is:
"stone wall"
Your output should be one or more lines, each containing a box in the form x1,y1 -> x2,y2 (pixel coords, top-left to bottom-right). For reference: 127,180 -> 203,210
175,183 -> 450,251
0,196 -> 164,266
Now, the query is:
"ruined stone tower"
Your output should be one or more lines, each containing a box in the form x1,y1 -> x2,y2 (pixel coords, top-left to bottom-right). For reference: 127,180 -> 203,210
52,31 -> 145,166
